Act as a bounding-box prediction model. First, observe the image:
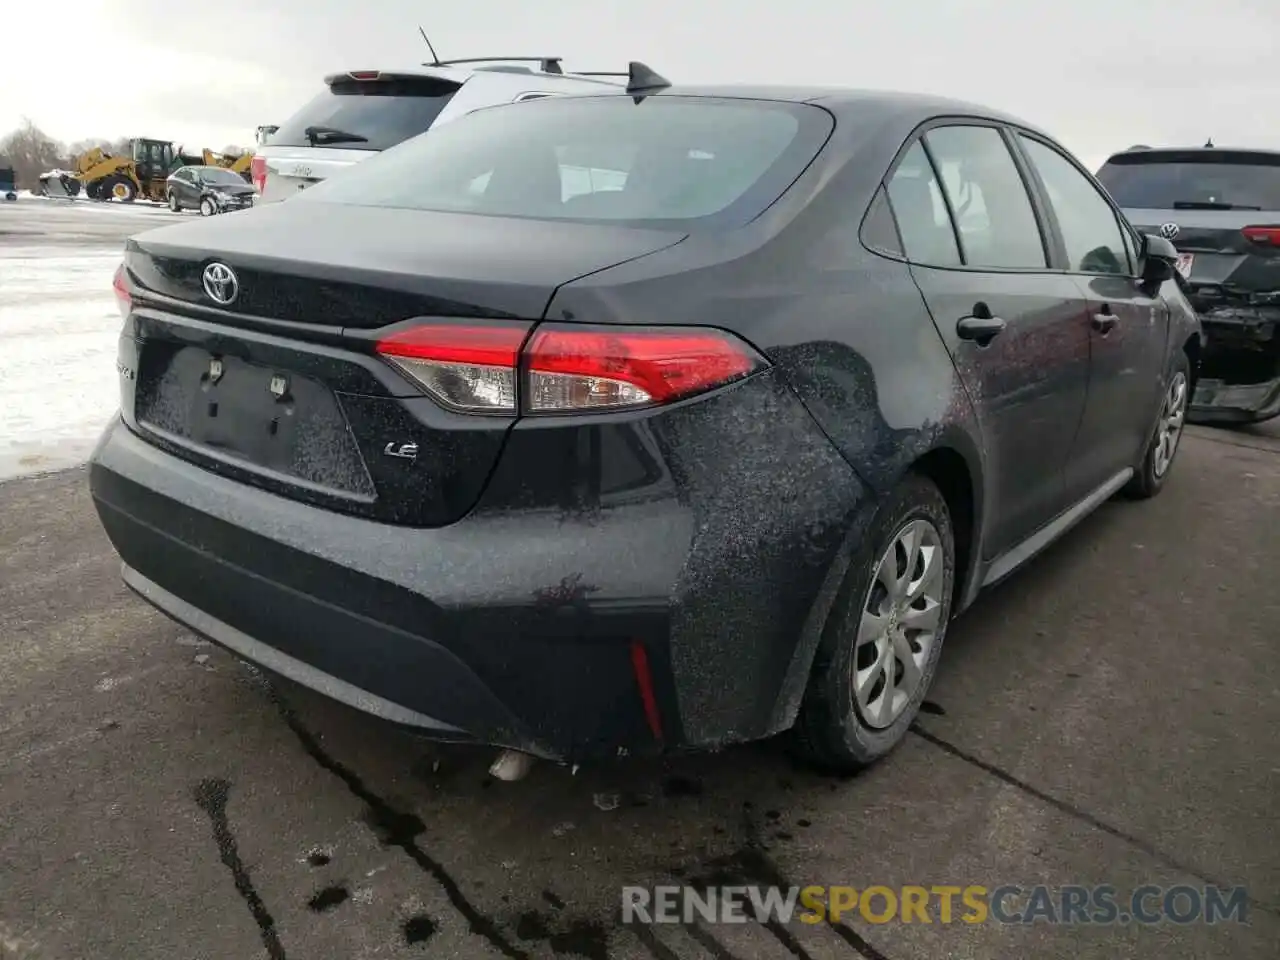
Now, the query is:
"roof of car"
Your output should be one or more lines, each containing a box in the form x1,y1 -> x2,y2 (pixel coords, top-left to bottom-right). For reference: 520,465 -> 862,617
326,63 -> 623,89
1106,145 -> 1280,160
551,84 -> 1046,130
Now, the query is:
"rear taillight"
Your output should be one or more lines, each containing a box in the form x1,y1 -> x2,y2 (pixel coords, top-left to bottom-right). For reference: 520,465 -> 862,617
112,263 -> 131,319
1242,225 -> 1280,246
523,325 -> 763,413
376,323 -> 530,413
250,155 -> 267,193
374,323 -> 766,415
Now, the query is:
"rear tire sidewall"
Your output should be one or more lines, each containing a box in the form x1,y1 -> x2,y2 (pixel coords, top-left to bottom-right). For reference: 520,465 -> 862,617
1125,351 -> 1191,499
168,190 -> 180,212
796,474 -> 956,770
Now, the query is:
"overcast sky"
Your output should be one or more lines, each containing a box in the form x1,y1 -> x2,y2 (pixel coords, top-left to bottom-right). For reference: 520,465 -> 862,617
1,0 -> 1275,169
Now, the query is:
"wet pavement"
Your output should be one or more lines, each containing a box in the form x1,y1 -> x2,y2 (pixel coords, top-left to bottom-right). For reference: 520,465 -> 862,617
1,199 -> 1278,959
1,421 -> 1277,960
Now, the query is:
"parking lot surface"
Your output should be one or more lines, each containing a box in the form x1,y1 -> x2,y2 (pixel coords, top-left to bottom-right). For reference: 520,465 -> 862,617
1,201 -> 1278,960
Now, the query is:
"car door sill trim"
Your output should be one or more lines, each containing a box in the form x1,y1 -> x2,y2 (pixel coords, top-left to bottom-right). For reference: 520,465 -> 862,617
981,467 -> 1133,588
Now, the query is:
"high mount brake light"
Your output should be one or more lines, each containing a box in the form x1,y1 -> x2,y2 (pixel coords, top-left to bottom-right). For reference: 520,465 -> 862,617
1242,225 -> 1280,246
374,323 -> 766,415
112,263 -> 131,319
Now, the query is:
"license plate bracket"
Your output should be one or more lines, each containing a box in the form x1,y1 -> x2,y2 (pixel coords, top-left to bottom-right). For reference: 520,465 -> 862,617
136,345 -> 373,495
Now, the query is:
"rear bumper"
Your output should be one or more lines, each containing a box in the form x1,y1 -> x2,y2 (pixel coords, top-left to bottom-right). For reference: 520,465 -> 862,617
1190,309 -> 1280,424
89,372 -> 869,761
1190,375 -> 1280,424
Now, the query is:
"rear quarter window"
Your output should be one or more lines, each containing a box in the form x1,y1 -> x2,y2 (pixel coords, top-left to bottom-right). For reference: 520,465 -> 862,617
270,76 -> 461,152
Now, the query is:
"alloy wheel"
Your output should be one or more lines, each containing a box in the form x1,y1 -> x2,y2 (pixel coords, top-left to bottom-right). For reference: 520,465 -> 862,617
1152,371 -> 1187,479
854,518 -> 945,729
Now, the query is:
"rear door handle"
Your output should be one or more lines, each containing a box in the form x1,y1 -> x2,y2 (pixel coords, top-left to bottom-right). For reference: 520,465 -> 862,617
956,315 -> 1007,345
1091,309 -> 1118,333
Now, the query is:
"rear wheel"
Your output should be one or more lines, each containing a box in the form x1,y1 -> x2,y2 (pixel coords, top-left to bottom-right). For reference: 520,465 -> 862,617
102,175 -> 137,202
168,190 -> 180,212
1123,351 -> 1191,500
791,473 -> 955,774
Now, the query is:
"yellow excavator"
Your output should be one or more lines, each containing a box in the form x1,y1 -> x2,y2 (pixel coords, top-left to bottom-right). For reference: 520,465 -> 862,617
39,138 -> 254,201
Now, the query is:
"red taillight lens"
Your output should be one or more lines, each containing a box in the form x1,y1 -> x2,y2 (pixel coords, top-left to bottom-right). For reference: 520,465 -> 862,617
523,325 -> 764,413
250,155 -> 267,193
374,322 -> 767,415
376,322 -> 531,413
1242,225 -> 1280,246
112,263 -> 131,319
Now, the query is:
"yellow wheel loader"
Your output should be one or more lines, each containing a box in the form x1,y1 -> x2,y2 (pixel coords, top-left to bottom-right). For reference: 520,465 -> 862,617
39,138 -> 197,202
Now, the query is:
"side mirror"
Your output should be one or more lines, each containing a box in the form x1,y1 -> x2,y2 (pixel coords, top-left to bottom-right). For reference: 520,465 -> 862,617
1139,233 -> 1177,285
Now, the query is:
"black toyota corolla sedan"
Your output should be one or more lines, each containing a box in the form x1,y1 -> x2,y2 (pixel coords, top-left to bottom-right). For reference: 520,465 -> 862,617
91,70 -> 1201,773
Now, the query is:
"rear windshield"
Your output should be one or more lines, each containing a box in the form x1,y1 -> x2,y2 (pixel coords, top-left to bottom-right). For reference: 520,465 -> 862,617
1096,150 -> 1280,211
270,76 -> 461,152
196,167 -> 244,185
295,95 -> 833,228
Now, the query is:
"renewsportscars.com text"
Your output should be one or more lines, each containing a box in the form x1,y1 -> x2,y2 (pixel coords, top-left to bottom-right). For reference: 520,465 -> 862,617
621,884 -> 1249,926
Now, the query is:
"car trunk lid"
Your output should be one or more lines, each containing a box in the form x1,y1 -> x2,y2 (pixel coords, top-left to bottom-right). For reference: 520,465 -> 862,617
119,204 -> 686,526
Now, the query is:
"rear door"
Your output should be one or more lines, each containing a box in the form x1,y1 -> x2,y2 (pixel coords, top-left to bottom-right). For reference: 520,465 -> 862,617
887,124 -> 1091,559
256,72 -> 462,202
1017,134 -> 1168,500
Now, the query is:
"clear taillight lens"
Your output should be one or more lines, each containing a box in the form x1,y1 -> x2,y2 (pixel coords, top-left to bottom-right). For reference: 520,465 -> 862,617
375,323 -> 530,413
375,322 -> 766,415
112,263 -> 131,319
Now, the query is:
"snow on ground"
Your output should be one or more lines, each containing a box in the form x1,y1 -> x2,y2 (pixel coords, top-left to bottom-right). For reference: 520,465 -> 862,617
1,196 -> 180,480
0,246 -> 124,479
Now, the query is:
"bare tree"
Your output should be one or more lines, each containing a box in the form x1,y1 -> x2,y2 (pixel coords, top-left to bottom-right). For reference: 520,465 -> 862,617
0,119 -> 65,188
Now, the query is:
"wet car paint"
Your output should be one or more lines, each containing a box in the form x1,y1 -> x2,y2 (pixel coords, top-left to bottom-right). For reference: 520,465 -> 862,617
89,87 -> 1202,763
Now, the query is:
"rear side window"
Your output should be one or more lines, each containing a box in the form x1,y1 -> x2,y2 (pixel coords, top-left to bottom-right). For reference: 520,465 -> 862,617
886,141 -> 961,267
922,125 -> 1046,269
1096,150 -> 1280,211
295,95 -> 833,228
270,76 -> 461,152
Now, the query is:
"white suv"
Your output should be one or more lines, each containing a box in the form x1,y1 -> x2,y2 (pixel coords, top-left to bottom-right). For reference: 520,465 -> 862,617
251,57 -> 626,203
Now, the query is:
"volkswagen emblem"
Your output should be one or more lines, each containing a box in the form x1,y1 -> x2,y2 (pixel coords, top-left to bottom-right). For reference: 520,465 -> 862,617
1159,222 -> 1180,240
202,262 -> 239,306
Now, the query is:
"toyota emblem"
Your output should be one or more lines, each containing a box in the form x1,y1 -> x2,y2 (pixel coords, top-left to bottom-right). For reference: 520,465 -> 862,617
1159,222 -> 1180,240
202,262 -> 239,306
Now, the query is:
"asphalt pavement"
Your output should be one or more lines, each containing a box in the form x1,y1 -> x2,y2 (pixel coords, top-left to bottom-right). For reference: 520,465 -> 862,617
1,199 -> 1278,960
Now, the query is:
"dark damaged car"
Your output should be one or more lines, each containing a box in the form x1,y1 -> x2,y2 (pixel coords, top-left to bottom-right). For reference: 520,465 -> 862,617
1098,145 -> 1280,424
90,75 -> 1200,773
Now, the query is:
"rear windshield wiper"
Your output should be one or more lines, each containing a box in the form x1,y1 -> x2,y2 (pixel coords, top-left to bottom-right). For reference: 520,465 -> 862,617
303,125 -> 369,146
1172,200 -> 1262,211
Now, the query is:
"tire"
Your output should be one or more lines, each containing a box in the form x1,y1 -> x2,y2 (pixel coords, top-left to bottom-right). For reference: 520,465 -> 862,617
199,197 -> 216,217
1122,350 -> 1191,500
168,190 -> 180,212
791,473 -> 956,774
102,174 -> 136,202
